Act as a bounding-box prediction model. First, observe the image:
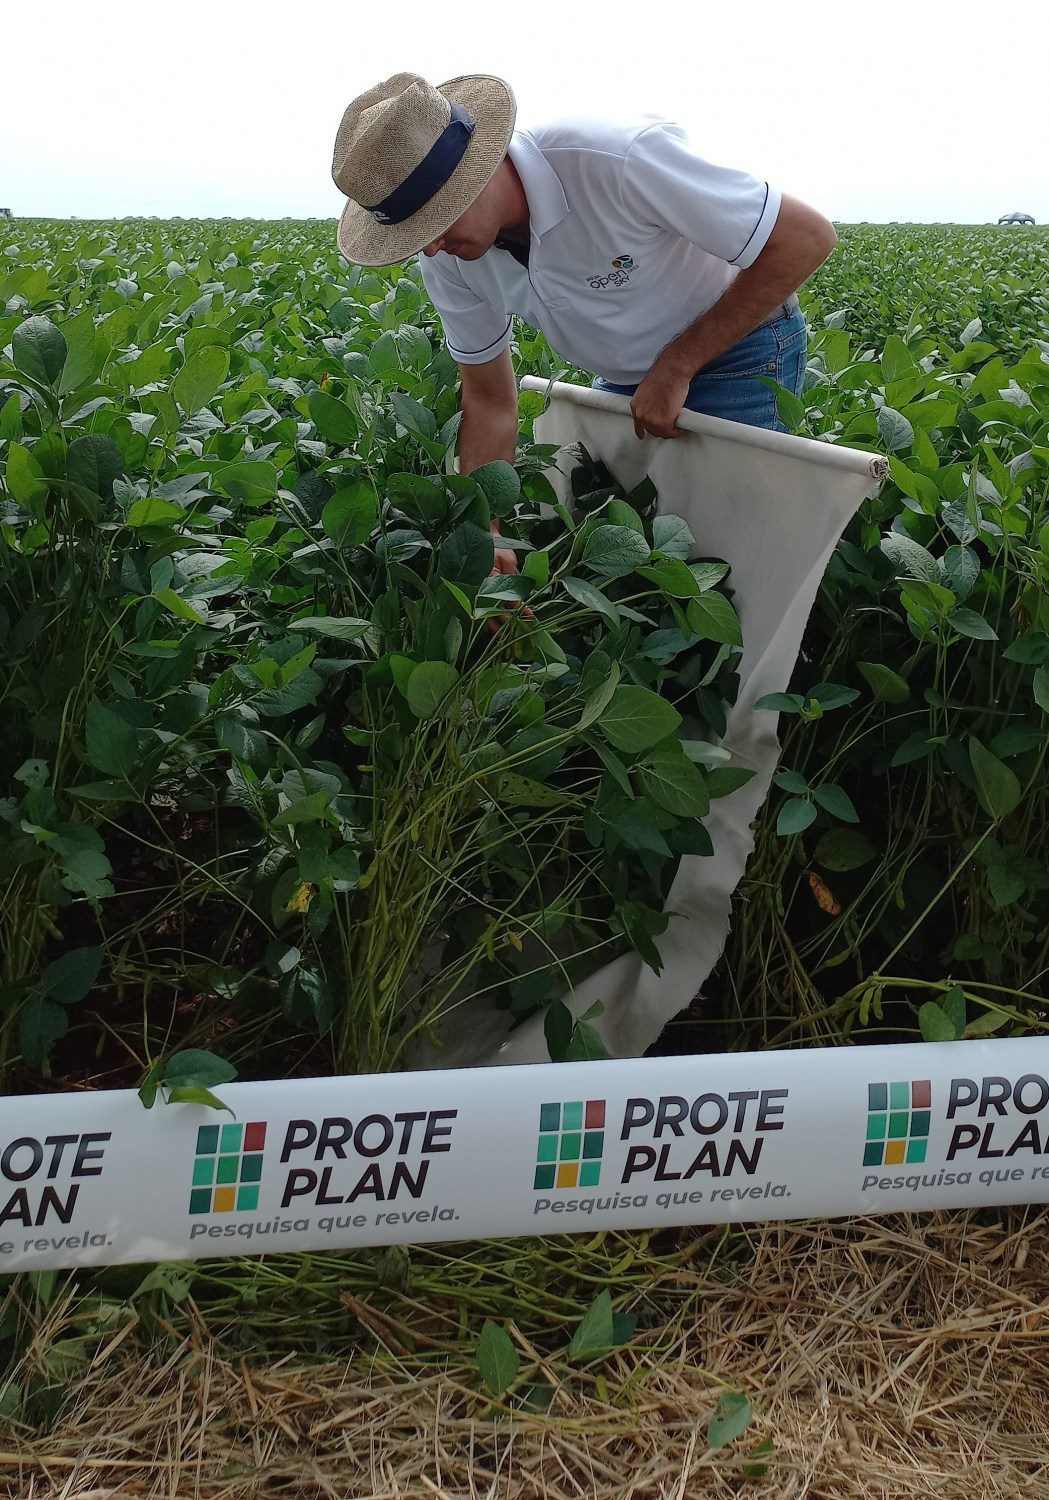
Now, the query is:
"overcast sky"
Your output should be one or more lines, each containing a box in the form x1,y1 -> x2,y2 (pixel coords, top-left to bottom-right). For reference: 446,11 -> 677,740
2,0 -> 1045,225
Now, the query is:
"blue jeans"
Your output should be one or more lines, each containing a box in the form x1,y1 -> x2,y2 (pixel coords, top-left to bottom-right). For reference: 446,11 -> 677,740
593,304 -> 808,433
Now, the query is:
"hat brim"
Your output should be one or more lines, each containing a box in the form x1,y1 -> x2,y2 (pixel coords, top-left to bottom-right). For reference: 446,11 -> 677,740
336,75 -> 516,268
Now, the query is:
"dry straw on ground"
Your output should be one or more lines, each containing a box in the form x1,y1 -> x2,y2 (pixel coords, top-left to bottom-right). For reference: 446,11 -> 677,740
3,1207 -> 1048,1499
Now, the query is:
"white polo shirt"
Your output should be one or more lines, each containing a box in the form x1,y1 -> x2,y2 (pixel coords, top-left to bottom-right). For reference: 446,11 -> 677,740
417,115 -> 782,386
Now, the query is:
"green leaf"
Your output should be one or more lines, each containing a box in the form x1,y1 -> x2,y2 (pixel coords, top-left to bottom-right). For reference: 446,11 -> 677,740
406,661 -> 459,719
126,497 -> 185,528
12,315 -> 67,386
566,1019 -> 612,1062
942,985 -> 967,1037
949,607 -> 998,641
476,1320 -> 520,1397
308,389 -> 358,446
212,461 -> 278,502
638,751 -> 710,817
154,587 -> 206,624
857,661 -> 910,703
777,798 -> 817,836
5,442 -> 48,506
815,828 -> 876,870
1033,665 -> 1049,713
877,405 -> 914,452
19,997 -> 68,1069
651,513 -> 695,558
322,482 -> 378,548
599,686 -> 682,753
85,701 -> 139,778
685,592 -> 743,646
171,345 -> 230,416
41,946 -> 104,1006
439,522 -> 495,588
637,558 -> 700,598
562,575 -> 621,625
707,1391 -> 752,1450
67,434 -> 124,498
969,737 -> 1022,821
919,1001 -> 957,1043
293,615 -> 371,641
570,1291 -> 617,1362
810,782 -> 860,823
756,692 -> 805,713
544,999 -> 573,1061
583,524 -> 650,579
471,460 -> 521,517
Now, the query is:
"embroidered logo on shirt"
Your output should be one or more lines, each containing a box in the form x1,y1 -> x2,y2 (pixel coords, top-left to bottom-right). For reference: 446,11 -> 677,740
586,254 -> 637,290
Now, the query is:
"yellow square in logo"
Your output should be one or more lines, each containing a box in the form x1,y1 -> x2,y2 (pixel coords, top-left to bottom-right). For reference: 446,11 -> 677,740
213,1185 -> 237,1212
556,1163 -> 578,1189
884,1140 -> 906,1165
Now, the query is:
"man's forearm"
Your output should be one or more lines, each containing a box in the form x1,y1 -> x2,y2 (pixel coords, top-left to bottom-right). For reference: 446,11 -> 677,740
655,196 -> 837,382
458,399 -> 518,474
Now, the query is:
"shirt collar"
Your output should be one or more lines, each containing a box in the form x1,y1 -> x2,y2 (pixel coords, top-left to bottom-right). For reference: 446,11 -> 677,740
506,130 -> 571,243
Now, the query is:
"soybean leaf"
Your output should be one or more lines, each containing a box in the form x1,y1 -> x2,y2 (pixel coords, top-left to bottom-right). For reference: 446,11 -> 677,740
172,345 -> 229,416
322,482 -> 378,548
67,435 -> 124,498
919,1001 -> 957,1043
583,524 -> 650,579
969,737 -> 1021,821
308,389 -> 358,446
85,701 -> 139,778
569,1291 -> 616,1361
599,686 -> 682,753
707,1391 -> 752,1449
12,315 -> 67,386
476,1320 -> 520,1397
406,661 -> 459,719
41,946 -> 104,1006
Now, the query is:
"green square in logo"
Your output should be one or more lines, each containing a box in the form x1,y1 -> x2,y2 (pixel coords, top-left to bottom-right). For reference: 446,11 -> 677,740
220,1123 -> 242,1154
534,1164 -> 555,1190
560,1132 -> 582,1161
889,1081 -> 909,1110
906,1139 -> 928,1164
240,1153 -> 264,1183
911,1110 -> 930,1137
196,1125 -> 219,1155
192,1156 -> 215,1187
236,1185 -> 260,1212
863,1142 -> 883,1167
189,1188 -> 212,1214
579,1161 -> 601,1187
868,1082 -> 888,1112
562,1101 -> 583,1131
536,1135 -> 558,1164
582,1131 -> 603,1159
866,1113 -> 887,1141
217,1155 -> 239,1184
540,1103 -> 560,1133
888,1112 -> 909,1139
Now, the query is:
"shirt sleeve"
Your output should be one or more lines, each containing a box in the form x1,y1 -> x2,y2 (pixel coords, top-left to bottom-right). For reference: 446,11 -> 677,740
620,123 -> 782,269
417,252 -> 514,365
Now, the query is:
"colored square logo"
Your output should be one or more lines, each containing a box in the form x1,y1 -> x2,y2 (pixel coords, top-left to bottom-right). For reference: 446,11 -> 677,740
535,1100 -> 605,1190
189,1120 -> 267,1214
863,1082 -> 932,1171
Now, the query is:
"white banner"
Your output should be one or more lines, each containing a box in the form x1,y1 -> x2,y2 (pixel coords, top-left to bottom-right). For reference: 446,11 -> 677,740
4,1039 -> 1049,1271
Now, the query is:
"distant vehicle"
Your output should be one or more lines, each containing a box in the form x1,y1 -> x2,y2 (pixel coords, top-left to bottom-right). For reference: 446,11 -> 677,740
998,211 -> 1035,225
0,208 -> 12,220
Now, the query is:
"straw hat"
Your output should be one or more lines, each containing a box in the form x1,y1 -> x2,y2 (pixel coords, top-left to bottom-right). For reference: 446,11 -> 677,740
332,73 -> 516,266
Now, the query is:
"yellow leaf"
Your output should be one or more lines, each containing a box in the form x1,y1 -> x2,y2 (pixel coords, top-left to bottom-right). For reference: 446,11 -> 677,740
807,870 -> 841,915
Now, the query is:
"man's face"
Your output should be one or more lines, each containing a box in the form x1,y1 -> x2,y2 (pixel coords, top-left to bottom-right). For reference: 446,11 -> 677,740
421,171 -> 504,261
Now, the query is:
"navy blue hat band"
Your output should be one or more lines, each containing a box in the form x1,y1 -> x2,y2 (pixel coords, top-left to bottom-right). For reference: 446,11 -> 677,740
362,101 -> 476,226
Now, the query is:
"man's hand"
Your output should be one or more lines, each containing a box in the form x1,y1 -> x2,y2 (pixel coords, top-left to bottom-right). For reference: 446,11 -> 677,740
491,522 -> 519,577
487,521 -> 531,634
629,358 -> 692,440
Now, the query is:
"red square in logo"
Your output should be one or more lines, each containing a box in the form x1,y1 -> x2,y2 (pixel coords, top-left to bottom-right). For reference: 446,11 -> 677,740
244,1122 -> 267,1152
911,1081 -> 931,1110
585,1100 -> 605,1129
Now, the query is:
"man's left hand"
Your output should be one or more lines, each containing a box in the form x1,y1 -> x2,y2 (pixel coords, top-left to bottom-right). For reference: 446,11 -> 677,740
630,360 -> 692,440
